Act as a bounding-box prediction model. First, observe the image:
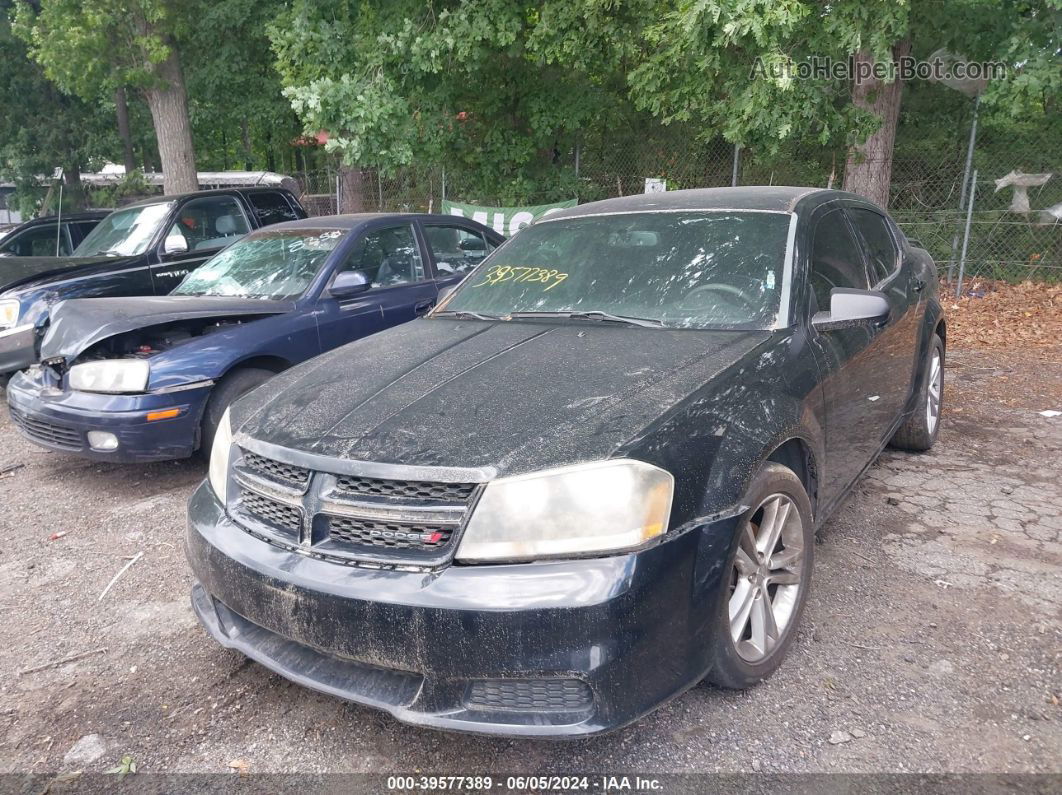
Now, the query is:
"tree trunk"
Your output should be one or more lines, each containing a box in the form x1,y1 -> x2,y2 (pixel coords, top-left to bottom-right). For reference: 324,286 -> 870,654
338,164 -> 366,213
115,87 -> 137,175
240,119 -> 253,170
843,40 -> 911,208
141,47 -> 198,194
62,163 -> 86,211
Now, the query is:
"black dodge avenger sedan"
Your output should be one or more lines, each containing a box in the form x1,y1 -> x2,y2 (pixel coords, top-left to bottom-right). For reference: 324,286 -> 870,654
186,187 -> 945,737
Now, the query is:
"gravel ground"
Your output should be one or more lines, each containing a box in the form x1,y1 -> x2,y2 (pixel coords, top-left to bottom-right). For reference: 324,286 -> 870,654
0,346 -> 1059,778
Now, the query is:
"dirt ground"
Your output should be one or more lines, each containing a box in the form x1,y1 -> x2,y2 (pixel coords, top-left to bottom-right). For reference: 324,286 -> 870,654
0,344 -> 1059,779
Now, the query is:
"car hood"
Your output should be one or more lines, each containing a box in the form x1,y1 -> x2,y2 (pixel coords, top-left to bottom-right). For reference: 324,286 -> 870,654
235,318 -> 771,477
0,255 -> 139,293
40,295 -> 294,362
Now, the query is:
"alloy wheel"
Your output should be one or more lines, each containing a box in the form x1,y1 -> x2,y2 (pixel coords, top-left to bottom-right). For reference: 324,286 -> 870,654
926,351 -> 942,434
728,493 -> 805,663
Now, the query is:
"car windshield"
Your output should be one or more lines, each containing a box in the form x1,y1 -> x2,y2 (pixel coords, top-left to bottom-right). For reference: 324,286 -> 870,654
172,228 -> 345,300
73,202 -> 174,257
442,211 -> 792,329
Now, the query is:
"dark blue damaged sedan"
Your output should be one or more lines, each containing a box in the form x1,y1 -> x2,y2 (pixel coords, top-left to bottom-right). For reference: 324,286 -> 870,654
6,213 -> 502,462
186,187 -> 945,737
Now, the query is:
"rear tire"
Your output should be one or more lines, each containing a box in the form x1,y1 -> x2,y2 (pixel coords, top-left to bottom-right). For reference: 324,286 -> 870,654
707,462 -> 815,689
198,367 -> 275,459
889,334 -> 943,452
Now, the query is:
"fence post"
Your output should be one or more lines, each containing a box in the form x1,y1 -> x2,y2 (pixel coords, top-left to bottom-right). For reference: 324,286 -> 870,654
948,95 -> 980,281
335,174 -> 341,214
731,145 -> 741,187
575,143 -> 581,179
441,168 -> 446,204
956,169 -> 977,299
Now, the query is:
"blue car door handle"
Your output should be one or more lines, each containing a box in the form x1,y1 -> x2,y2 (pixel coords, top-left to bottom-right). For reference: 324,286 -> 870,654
414,300 -> 435,316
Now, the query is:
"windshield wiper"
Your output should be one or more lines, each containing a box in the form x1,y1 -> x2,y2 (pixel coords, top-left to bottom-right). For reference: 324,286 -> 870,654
509,310 -> 664,328
434,310 -> 507,321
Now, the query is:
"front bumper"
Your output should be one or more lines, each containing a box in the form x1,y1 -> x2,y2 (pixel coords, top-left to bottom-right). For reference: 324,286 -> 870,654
0,324 -> 37,375
186,482 -> 740,737
6,369 -> 212,462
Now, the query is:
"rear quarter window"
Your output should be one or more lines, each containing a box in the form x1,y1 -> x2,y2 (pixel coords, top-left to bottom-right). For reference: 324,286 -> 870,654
247,191 -> 300,227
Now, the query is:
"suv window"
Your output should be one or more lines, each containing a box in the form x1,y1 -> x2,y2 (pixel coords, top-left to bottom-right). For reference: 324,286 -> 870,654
165,196 -> 250,253
339,224 -> 425,287
809,210 -> 869,312
0,223 -> 71,256
848,207 -> 898,285
423,224 -> 494,275
247,191 -> 299,226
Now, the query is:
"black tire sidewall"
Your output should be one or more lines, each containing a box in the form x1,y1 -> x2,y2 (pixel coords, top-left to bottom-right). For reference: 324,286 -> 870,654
198,368 -> 275,457
707,462 -> 815,689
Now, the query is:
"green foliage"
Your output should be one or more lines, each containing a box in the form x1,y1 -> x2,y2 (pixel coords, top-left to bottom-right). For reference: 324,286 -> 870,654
0,1 -> 117,214
184,0 -> 301,171
12,0 -> 184,98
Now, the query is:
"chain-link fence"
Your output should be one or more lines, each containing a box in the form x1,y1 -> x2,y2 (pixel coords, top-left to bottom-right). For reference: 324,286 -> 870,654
290,124 -> 1060,285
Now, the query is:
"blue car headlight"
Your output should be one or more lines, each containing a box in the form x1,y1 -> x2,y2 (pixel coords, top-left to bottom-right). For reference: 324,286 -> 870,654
68,359 -> 150,394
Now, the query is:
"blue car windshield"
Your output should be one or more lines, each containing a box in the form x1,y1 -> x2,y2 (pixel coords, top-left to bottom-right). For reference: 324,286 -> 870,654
173,229 -> 345,300
442,211 -> 793,329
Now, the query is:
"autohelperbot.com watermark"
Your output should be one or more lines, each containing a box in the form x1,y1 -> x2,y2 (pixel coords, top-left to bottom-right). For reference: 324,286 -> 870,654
750,55 -> 1006,83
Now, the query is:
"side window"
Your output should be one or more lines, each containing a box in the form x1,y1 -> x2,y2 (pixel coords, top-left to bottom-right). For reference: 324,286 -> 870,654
247,191 -> 299,227
422,224 -> 493,275
164,196 -> 250,254
0,224 -> 70,256
848,208 -> 898,285
809,210 -> 869,312
73,221 -> 101,245
339,224 -> 424,288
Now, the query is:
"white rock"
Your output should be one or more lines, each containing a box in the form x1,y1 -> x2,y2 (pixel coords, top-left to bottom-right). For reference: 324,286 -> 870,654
63,734 -> 106,766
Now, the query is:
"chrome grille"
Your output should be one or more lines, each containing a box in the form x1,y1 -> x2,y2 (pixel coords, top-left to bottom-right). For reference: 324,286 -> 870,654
326,516 -> 454,551
10,408 -> 82,450
231,447 -> 483,566
334,474 -> 476,503
242,451 -> 310,488
239,491 -> 301,537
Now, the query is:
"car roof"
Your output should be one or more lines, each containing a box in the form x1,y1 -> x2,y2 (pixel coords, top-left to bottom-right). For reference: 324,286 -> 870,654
119,186 -> 295,209
258,213 -> 500,233
20,210 -> 112,225
544,186 -> 878,222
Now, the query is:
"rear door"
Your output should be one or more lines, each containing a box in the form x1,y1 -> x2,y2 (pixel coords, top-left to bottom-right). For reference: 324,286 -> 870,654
315,222 -> 437,351
845,205 -> 921,423
419,221 -> 498,292
152,194 -> 252,294
806,207 -> 896,507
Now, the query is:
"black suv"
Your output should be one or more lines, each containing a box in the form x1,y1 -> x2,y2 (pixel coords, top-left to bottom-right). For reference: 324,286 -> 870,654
0,187 -> 306,377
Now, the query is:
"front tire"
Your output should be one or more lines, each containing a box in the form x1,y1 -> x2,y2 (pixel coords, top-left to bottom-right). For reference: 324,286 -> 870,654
889,333 -> 944,452
198,367 -> 276,459
707,462 -> 815,689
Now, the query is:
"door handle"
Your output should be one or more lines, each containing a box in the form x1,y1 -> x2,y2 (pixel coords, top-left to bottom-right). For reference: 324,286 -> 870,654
414,300 -> 434,316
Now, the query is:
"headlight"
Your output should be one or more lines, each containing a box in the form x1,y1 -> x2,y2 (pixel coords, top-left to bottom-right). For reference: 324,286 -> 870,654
455,459 -> 674,563
68,359 -> 150,393
0,299 -> 19,329
208,408 -> 233,505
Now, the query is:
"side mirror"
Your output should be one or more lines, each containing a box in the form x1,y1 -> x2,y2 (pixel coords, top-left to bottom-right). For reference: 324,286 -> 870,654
907,238 -> 925,250
330,269 -> 371,298
458,236 -> 486,252
813,288 -> 890,331
162,232 -> 189,256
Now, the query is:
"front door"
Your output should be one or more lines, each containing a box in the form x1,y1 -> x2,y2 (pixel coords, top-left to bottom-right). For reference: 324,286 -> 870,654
316,223 -> 437,351
151,195 -> 252,294
806,208 -> 896,509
